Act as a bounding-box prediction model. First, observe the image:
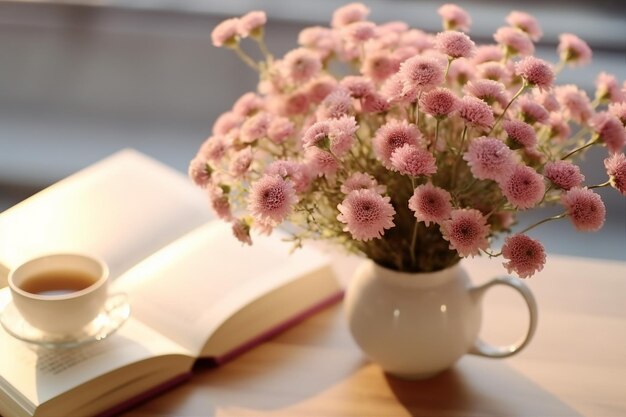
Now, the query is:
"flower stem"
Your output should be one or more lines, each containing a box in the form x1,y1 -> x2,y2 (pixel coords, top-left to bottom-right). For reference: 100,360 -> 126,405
489,82 -> 527,135
561,136 -> 599,160
433,118 -> 441,150
232,45 -> 259,71
444,57 -> 453,78
517,212 -> 567,235
589,180 -> 611,189
409,177 -> 419,268
451,126 -> 468,188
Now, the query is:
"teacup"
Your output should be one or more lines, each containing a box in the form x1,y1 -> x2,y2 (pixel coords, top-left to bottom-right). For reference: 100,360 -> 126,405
8,253 -> 109,334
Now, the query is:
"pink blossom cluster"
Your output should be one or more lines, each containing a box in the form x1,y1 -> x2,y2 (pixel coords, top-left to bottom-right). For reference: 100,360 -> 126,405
191,3 -> 626,277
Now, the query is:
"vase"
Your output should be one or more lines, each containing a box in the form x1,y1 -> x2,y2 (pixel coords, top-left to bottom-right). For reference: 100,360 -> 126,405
343,260 -> 537,379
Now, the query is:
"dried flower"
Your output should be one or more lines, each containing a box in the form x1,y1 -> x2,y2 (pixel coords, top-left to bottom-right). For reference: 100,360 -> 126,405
192,5 -> 625,275
502,234 -> 546,278
561,187 -> 606,232
337,189 -> 396,241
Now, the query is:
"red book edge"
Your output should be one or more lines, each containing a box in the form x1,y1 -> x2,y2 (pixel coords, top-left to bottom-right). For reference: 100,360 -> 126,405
94,290 -> 344,417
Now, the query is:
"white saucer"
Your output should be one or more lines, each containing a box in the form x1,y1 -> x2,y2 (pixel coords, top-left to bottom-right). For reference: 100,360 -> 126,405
0,293 -> 130,349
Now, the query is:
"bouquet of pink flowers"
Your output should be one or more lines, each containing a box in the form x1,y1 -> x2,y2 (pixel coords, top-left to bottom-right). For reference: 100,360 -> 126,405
190,3 -> 626,277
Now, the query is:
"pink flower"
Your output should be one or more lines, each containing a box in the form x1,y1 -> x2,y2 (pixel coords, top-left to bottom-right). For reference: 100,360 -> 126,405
302,120 -> 331,149
547,113 -> 571,142
266,160 -> 312,193
340,76 -> 375,98
506,11 -> 543,41
502,234 -> 546,278
211,18 -> 239,47
381,73 -> 418,104
282,48 -> 322,83
464,79 -> 507,107
494,27 -> 534,56
458,95 -> 494,130
231,219 -> 252,245
543,160 -> 585,190
341,172 -> 386,194
208,187 -> 233,221
237,11 -> 267,38
298,27 -> 335,57
595,72 -> 625,103
441,209 -> 490,257
212,111 -> 243,136
518,96 -> 549,124
316,88 -> 352,120
515,56 -> 554,90
390,144 -> 437,177
437,4 -> 472,32
605,153 -> 626,195
503,120 -> 537,149
248,175 -> 298,225
421,87 -> 459,118
590,112 -> 626,154
473,45 -> 503,64
373,120 -> 422,168
408,183 -> 452,226
240,112 -> 271,143
329,115 -> 358,157
608,102 -> 626,126
229,147 -> 254,178
555,85 -> 592,124
361,92 -> 391,113
337,189 -> 396,241
307,76 -> 337,104
331,2 -> 370,28
434,31 -> 476,58
282,91 -> 310,116
267,116 -> 295,144
532,89 -> 560,112
233,92 -> 264,117
560,187 -> 606,232
500,164 -> 546,209
477,62 -> 508,83
306,148 -> 339,178
398,56 -> 446,93
361,52 -> 399,82
464,136 -> 516,181
188,156 -> 212,188
343,21 -> 377,44
558,33 -> 592,67
199,135 -> 230,164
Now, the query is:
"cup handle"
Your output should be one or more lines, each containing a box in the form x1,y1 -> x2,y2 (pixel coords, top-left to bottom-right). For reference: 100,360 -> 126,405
468,275 -> 538,358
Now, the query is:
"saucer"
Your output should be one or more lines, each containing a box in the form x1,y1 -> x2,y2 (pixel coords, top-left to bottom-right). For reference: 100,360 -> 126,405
0,293 -> 131,349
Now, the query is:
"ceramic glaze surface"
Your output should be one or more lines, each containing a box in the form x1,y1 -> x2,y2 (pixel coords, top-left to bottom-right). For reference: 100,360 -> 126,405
344,261 -> 537,379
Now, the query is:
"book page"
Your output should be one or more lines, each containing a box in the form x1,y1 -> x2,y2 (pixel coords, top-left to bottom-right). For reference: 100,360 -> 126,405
0,149 -> 212,281
0,289 -> 191,411
113,221 -> 331,357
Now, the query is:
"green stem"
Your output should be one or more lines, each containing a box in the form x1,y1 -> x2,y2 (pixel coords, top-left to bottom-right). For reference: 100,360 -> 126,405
231,45 -> 259,71
433,118 -> 441,150
589,180 -> 611,190
409,177 -> 419,268
561,136 -> 599,160
489,82 -> 527,135
451,126 -> 468,188
444,57 -> 453,78
517,212 -> 567,235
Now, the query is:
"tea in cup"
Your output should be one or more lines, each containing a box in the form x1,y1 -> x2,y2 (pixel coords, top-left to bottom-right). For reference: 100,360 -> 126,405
8,253 -> 109,334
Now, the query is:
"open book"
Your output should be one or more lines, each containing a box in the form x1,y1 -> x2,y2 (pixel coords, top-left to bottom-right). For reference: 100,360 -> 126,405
0,150 -> 342,417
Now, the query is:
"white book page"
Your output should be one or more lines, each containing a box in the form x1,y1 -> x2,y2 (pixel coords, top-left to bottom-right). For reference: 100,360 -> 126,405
113,221 -> 331,357
0,289 -> 191,410
0,149 -> 212,280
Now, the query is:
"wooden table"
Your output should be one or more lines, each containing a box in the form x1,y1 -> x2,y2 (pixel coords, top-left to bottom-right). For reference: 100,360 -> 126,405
122,254 -> 626,417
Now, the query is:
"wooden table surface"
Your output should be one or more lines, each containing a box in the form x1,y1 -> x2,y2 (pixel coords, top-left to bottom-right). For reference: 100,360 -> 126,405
123,254 -> 626,417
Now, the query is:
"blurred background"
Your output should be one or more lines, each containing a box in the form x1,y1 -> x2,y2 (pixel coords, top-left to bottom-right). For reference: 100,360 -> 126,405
0,0 -> 624,260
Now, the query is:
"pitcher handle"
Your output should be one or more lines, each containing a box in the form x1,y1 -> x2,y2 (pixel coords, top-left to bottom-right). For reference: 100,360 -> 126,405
469,275 -> 538,358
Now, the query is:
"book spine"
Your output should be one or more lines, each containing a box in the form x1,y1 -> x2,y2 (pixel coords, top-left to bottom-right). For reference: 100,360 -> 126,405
214,291 -> 344,365
94,372 -> 192,417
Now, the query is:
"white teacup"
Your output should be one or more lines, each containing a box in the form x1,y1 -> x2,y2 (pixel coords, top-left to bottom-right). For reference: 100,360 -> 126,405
8,253 -> 109,334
